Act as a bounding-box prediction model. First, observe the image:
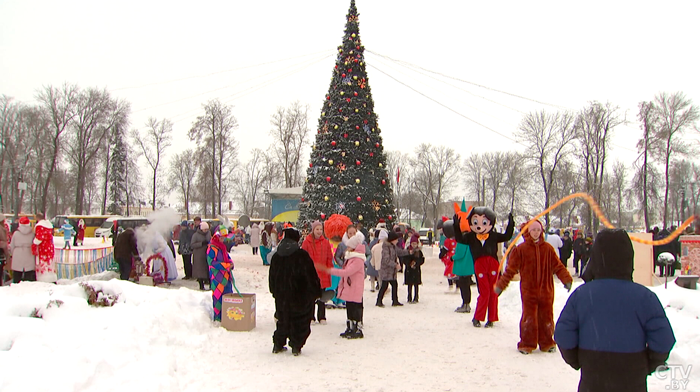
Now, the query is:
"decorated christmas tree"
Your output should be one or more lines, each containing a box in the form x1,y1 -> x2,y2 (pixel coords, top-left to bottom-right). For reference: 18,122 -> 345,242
299,0 -> 395,229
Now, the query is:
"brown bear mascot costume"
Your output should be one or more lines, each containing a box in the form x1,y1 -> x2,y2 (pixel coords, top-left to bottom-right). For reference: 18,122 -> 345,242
453,204 -> 514,327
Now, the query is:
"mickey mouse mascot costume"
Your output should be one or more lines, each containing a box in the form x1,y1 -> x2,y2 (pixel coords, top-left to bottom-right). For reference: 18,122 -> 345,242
453,204 -> 514,327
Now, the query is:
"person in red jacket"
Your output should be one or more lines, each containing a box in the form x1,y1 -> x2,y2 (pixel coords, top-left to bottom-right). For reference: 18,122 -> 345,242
301,220 -> 334,324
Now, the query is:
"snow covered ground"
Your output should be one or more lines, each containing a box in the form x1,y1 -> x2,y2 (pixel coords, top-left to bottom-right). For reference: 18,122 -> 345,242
1,243 -> 698,392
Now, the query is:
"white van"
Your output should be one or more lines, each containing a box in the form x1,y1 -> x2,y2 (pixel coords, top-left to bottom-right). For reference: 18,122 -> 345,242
95,216 -> 150,238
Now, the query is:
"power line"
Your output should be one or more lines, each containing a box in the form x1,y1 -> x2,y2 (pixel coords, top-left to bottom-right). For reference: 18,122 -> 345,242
366,52 -> 527,115
366,53 -> 521,129
368,63 -> 524,146
112,49 -> 335,92
169,53 -> 334,125
366,50 -> 568,110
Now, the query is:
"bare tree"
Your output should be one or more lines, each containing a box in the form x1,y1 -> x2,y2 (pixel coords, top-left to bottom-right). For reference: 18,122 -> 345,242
500,152 -> 530,216
516,110 -> 577,227
412,143 -> 460,232
575,101 -> 624,232
650,92 -> 699,228
632,162 -> 663,228
464,153 -> 486,205
609,161 -> 628,227
385,150 -> 411,222
36,83 -> 78,215
269,101 -> 310,188
231,148 -> 268,217
636,101 -> 658,231
189,99 -> 239,216
482,151 -> 509,211
67,87 -> 130,214
168,149 -> 198,219
133,117 -> 172,210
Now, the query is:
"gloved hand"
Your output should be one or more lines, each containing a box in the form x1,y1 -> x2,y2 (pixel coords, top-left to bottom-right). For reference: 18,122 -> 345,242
494,286 -> 503,296
438,247 -> 447,259
508,212 -> 514,222
564,282 -> 572,292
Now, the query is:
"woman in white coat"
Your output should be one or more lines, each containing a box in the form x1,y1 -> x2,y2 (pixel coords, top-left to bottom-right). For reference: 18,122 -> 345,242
249,223 -> 260,255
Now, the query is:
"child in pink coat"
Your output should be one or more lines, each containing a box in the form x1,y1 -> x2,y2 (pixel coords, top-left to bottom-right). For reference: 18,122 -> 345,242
328,232 -> 366,339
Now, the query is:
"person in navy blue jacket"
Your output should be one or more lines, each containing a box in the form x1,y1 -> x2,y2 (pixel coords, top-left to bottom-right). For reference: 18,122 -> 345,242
554,229 -> 676,392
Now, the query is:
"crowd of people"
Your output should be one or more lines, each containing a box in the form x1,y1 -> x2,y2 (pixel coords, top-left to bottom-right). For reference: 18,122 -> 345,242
0,205 -> 684,391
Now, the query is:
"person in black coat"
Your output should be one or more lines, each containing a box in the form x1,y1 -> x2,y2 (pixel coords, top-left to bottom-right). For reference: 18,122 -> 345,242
113,228 -> 139,280
269,228 -> 322,356
572,233 -> 586,276
555,229 -> 676,392
403,234 -> 424,304
560,231 -> 573,267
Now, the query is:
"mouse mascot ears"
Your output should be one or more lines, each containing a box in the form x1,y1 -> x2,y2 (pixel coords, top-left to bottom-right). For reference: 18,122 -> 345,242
453,202 -> 474,233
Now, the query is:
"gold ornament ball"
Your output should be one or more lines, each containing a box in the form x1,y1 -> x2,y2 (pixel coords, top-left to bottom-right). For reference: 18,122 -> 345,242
341,152 -> 346,157
339,48 -> 343,53
334,125 -> 338,129
322,112 -> 325,116
340,91 -> 344,95
352,33 -> 356,38
379,163 -> 383,167
328,159 -> 334,165
344,61 -> 348,65
353,75 -> 358,80
358,215 -> 363,220
324,196 -> 329,201
355,178 -> 360,184
355,141 -> 360,146
354,108 -> 358,112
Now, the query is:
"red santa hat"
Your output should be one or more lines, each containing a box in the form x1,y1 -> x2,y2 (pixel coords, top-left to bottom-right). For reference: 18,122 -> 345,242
19,216 -> 30,226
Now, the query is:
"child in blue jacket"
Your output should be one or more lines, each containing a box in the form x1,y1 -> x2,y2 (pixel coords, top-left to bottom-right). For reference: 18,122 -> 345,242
59,220 -> 75,250
555,229 -> 676,392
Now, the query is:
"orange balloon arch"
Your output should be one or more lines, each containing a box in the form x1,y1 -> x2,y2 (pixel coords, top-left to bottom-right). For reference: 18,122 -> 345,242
499,192 -> 697,272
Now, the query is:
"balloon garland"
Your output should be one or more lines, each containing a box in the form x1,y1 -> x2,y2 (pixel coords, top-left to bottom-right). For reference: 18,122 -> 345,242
145,253 -> 168,284
499,192 -> 697,272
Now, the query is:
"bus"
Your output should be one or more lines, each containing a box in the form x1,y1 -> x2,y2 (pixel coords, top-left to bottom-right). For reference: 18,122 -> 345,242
51,215 -> 112,237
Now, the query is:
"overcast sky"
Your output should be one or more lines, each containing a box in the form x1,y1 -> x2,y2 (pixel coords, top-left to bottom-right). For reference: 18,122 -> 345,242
1,0 -> 699,200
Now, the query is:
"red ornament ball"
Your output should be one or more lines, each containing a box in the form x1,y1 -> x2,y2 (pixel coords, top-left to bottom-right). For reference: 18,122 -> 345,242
357,196 -> 362,201
348,69 -> 353,72
339,108 -> 343,112
382,179 -> 386,185
343,133 -> 348,138
309,163 -> 313,168
331,141 -> 336,146
342,73 -> 346,78
375,143 -> 380,148
355,125 -> 360,130
326,95 -> 330,100
326,176 -> 331,182
356,160 -> 361,165
321,213 -> 326,219
356,46 -> 360,50
388,215 -> 393,220
354,92 -> 358,96
346,98 -> 351,103
369,152 -> 374,157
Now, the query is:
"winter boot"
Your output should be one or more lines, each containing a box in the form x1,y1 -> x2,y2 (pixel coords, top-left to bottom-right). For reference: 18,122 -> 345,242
392,302 -> 404,307
272,345 -> 287,354
376,300 -> 385,307
340,320 -> 352,338
347,320 -> 364,339
547,346 -> 557,353
484,321 -> 494,328
455,304 -> 469,313
291,347 -> 301,356
472,319 -> 481,327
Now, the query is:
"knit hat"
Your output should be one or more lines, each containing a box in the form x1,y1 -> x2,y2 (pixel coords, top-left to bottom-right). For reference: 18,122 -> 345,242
378,229 -> 389,240
387,231 -> 399,242
283,227 -> 301,242
311,220 -> 322,231
346,232 -> 365,250
181,220 -> 188,226
409,233 -> 420,244
19,216 -> 30,226
200,222 -> 209,231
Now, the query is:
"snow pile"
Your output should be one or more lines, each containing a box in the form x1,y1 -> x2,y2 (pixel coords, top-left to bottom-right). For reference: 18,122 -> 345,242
0,245 -> 698,392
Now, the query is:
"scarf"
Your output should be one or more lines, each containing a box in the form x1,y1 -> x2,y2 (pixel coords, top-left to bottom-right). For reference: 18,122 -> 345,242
210,234 -> 228,257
